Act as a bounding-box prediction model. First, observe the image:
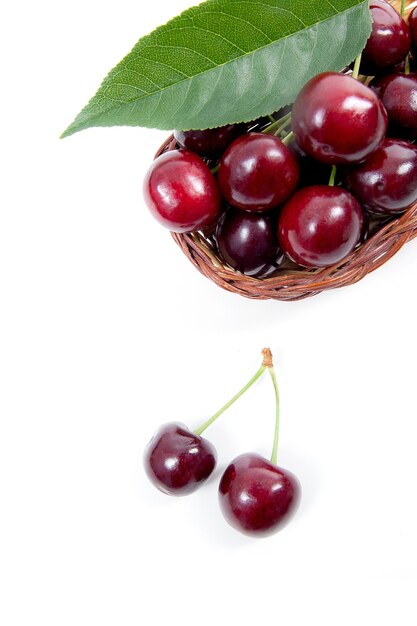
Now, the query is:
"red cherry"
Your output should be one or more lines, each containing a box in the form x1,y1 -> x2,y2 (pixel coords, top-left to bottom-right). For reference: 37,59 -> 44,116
278,186 -> 364,268
144,423 -> 216,496
215,209 -> 281,277
370,72 -> 417,139
292,72 -> 388,165
290,141 -> 332,188
361,0 -> 411,75
218,133 -> 300,212
344,139 -> 417,215
409,6 -> 417,50
143,149 -> 221,233
218,453 -> 300,537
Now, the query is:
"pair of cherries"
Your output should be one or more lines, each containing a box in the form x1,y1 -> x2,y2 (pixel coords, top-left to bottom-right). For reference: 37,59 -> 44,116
143,0 -> 417,275
144,349 -> 300,537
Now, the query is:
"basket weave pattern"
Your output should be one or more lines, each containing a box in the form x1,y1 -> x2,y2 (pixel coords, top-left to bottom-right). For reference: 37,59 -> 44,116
159,0 -> 417,301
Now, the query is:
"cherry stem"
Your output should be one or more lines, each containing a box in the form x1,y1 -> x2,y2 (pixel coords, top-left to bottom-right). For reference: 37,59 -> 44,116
405,54 -> 411,75
268,366 -> 280,466
274,117 -> 293,137
352,54 -> 362,80
194,349 -> 273,436
282,130 -> 295,146
401,0 -> 406,17
328,165 -> 337,187
262,112 -> 292,135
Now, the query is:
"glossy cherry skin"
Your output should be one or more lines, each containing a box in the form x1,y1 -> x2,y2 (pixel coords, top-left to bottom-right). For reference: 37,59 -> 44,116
409,6 -> 417,50
218,133 -> 300,212
218,453 -> 301,537
174,124 -> 244,157
360,0 -> 411,75
370,73 -> 417,139
143,149 -> 221,233
215,209 -> 281,277
144,423 -> 216,496
292,72 -> 388,166
278,186 -> 364,268
344,139 -> 417,215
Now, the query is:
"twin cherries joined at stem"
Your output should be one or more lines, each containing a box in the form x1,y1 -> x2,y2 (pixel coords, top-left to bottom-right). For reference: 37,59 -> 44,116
144,349 -> 300,537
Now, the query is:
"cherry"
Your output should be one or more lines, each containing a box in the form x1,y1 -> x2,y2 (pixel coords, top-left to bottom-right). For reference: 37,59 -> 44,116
409,6 -> 417,51
278,185 -> 364,268
290,141 -> 331,188
292,72 -> 388,165
370,72 -> 417,139
218,353 -> 300,537
218,133 -> 300,212
215,209 -> 281,277
360,0 -> 411,75
143,149 -> 221,233
344,138 -> 417,215
173,124 -> 244,158
144,423 -> 216,495
219,453 -> 300,536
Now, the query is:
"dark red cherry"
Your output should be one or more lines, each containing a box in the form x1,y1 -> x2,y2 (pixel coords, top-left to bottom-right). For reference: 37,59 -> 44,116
143,149 -> 221,233
174,124 -> 244,157
409,6 -> 417,50
360,0 -> 411,75
370,72 -> 417,139
292,72 -> 388,165
144,423 -> 216,496
278,186 -> 364,268
215,209 -> 281,277
290,141 -> 331,188
344,139 -> 417,215
218,133 -> 300,212
218,453 -> 300,537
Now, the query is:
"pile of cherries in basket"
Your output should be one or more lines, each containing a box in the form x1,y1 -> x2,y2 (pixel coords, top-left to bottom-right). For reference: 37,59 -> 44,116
143,0 -> 417,277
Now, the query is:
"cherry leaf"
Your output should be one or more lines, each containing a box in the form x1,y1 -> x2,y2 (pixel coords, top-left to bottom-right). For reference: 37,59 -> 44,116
62,0 -> 372,137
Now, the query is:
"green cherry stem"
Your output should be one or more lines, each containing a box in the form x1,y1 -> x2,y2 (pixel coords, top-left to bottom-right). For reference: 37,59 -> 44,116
282,130 -> 295,146
352,53 -> 362,80
328,165 -> 337,187
268,365 -> 281,466
274,117 -> 293,137
405,54 -> 411,75
401,0 -> 406,17
262,112 -> 292,135
194,348 -> 272,436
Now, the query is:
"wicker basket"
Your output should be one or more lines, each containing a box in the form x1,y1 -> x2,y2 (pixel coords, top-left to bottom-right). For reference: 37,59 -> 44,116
157,0 -> 417,301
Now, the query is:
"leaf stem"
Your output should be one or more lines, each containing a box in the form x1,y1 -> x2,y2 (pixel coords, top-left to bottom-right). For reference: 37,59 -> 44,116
194,352 -> 272,436
268,365 -> 280,466
329,165 -> 337,187
352,53 -> 362,80
282,131 -> 295,146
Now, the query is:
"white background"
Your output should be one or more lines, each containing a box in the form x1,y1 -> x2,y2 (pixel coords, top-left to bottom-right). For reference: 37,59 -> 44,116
1,1 -> 417,624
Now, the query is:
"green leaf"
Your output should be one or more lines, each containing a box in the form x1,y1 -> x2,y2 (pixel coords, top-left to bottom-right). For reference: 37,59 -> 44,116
62,0 -> 372,138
